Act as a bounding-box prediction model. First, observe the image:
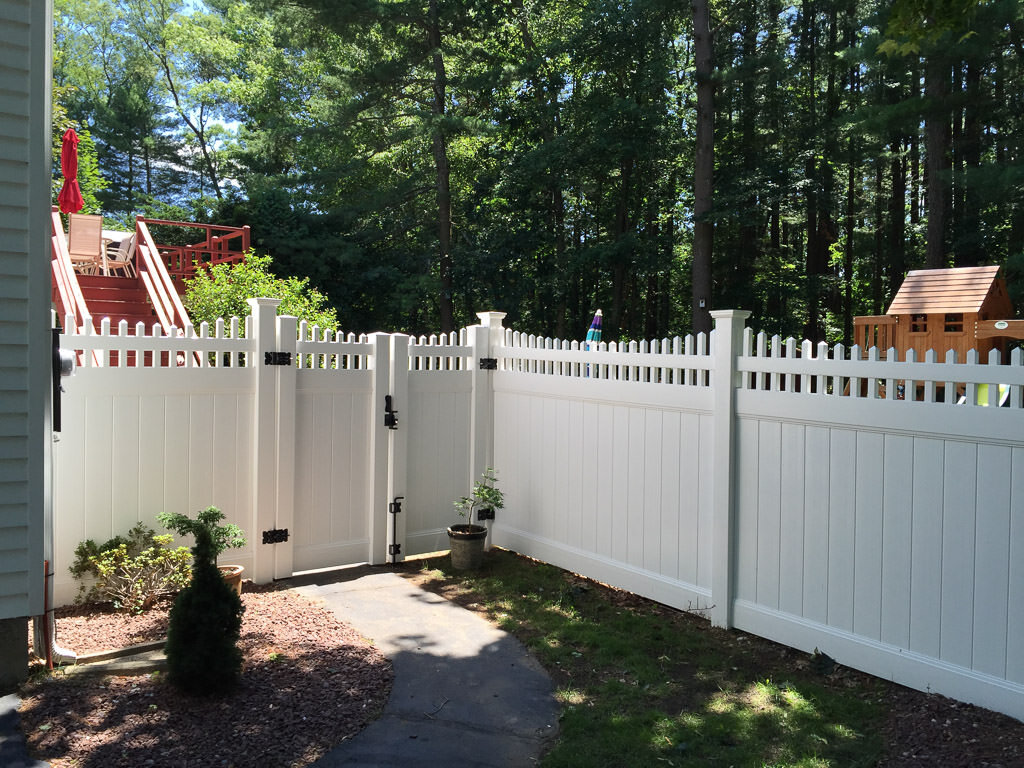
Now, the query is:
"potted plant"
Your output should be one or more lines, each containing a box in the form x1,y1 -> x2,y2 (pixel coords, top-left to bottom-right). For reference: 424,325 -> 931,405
448,467 -> 503,570
158,506 -> 247,595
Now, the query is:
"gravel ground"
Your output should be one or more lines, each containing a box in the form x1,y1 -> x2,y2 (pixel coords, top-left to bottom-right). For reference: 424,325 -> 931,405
19,584 -> 392,768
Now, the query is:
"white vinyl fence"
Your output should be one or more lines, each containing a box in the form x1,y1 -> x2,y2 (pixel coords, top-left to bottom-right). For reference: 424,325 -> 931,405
54,306 -> 1023,721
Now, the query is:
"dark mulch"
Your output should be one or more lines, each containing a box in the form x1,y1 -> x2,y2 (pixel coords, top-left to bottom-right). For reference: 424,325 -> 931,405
19,585 -> 392,768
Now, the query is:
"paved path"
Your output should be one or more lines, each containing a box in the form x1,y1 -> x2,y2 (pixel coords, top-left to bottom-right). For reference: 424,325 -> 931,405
296,567 -> 559,767
0,693 -> 48,768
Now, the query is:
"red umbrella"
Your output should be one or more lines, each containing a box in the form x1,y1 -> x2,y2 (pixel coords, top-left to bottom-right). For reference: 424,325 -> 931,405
57,128 -> 84,214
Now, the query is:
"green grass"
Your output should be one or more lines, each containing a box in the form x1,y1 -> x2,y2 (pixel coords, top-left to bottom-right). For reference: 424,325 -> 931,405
400,549 -> 888,768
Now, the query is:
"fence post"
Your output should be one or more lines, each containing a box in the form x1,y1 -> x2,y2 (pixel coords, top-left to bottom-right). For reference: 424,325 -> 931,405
249,297 -> 281,584
387,334 -> 410,563
709,309 -> 751,628
274,314 -> 297,580
367,333 -> 393,565
469,312 -> 506,549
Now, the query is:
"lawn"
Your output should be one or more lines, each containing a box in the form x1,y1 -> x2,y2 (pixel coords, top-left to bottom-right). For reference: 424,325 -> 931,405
398,548 -> 888,768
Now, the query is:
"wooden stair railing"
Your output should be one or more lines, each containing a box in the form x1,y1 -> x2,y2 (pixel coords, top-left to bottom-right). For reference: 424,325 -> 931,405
50,207 -> 102,366
50,207 -> 95,334
136,219 -> 192,334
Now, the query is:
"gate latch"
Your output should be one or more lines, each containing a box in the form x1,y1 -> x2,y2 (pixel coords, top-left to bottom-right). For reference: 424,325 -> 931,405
390,496 -> 404,515
384,395 -> 399,430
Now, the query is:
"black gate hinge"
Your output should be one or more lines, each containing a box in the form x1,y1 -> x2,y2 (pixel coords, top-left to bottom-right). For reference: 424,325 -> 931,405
479,357 -> 498,370
384,395 -> 399,430
389,543 -> 402,556
264,351 -> 292,366
262,528 -> 289,544
477,507 -> 495,521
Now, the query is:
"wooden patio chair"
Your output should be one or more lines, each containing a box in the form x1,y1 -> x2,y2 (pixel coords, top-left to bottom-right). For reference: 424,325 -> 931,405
104,233 -> 137,277
67,213 -> 103,274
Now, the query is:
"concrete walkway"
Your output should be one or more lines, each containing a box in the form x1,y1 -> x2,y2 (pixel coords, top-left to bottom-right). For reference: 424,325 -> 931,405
296,566 -> 559,767
0,693 -> 48,768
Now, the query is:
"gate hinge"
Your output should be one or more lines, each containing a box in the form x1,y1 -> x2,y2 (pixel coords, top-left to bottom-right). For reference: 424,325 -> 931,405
477,507 -> 495,521
262,528 -> 289,544
264,351 -> 292,366
479,357 -> 498,370
390,496 -> 404,515
389,543 -> 402,556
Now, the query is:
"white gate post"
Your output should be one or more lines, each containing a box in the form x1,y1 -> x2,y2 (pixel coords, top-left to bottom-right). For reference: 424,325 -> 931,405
709,309 -> 751,628
470,312 -> 506,548
249,297 -> 281,584
274,314 -> 297,579
367,333 -> 392,565
387,334 -> 410,562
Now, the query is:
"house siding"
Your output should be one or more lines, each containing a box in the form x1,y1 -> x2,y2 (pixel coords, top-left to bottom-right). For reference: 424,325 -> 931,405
0,0 -> 52,652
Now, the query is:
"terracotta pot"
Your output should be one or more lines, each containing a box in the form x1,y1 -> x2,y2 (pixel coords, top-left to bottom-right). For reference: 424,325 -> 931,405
446,524 -> 487,570
218,564 -> 244,596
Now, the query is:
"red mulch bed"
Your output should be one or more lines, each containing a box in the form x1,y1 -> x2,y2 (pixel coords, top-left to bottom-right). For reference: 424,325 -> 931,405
19,584 -> 392,768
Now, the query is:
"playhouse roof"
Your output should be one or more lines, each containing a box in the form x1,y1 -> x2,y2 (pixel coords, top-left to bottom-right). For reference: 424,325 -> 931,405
886,266 -> 1005,316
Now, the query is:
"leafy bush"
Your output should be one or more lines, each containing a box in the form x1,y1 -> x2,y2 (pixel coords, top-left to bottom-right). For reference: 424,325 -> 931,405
165,524 -> 244,696
183,253 -> 339,332
69,524 -> 191,614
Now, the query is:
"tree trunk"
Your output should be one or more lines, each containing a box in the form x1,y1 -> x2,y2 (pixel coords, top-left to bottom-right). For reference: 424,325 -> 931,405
910,64 -> 921,225
691,0 -> 714,336
957,59 -> 982,266
873,157 -> 884,315
737,1 -> 758,298
428,0 -> 455,332
888,142 -> 906,300
925,56 -> 950,268
802,0 -> 823,342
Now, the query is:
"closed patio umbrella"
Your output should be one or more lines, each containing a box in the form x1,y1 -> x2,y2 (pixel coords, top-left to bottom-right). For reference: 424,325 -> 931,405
57,128 -> 84,214
585,309 -> 602,377
585,309 -> 602,349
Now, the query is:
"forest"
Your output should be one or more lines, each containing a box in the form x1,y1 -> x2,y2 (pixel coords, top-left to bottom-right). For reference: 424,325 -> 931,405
53,0 -> 1024,342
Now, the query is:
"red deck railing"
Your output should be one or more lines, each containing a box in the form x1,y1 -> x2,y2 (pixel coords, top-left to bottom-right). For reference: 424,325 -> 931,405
135,217 -> 250,282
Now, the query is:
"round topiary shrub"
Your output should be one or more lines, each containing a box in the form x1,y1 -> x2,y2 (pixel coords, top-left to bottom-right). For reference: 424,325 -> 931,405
164,525 -> 244,695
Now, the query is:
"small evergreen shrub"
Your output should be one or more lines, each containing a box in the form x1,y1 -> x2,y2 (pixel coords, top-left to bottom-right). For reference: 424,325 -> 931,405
69,523 -> 191,613
165,525 -> 245,696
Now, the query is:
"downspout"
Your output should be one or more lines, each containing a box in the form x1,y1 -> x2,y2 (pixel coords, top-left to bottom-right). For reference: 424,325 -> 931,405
32,322 -> 77,666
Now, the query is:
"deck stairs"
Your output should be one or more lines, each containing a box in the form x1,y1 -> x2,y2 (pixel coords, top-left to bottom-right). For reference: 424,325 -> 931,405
51,211 -> 250,339
64,275 -> 164,332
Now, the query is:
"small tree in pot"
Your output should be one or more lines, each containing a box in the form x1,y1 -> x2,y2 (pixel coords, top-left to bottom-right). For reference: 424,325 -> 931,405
448,468 -> 503,570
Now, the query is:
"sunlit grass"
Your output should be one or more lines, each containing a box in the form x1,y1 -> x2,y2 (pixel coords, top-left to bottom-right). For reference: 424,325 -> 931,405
403,549 -> 887,768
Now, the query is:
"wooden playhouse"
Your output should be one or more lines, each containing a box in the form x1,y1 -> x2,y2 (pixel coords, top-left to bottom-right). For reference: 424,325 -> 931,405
853,266 -> 1024,362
